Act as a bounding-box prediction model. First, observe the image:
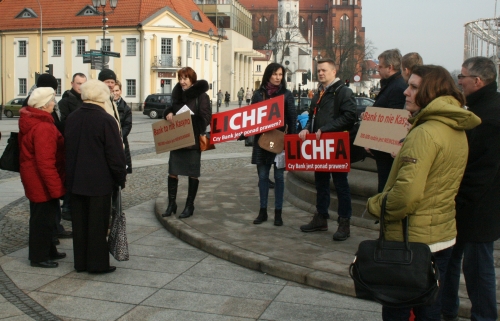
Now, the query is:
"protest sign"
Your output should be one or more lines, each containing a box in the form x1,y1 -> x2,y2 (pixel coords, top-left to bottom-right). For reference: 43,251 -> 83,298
152,111 -> 195,154
354,107 -> 411,154
285,132 -> 350,172
210,95 -> 284,143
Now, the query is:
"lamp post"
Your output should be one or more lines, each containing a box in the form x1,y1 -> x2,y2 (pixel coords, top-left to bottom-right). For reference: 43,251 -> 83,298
35,0 -> 43,73
208,27 -> 226,114
91,0 -> 118,70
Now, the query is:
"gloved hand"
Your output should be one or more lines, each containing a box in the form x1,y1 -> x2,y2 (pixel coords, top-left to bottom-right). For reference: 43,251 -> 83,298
237,134 -> 246,141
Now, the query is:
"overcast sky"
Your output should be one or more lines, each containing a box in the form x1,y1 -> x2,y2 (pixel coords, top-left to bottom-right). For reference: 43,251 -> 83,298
362,0 -> 498,71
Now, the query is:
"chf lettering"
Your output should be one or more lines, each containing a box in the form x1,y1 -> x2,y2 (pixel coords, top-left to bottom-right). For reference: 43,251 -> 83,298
301,139 -> 336,160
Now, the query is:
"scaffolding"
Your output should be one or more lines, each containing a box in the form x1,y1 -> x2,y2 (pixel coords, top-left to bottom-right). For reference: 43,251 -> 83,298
464,18 -> 500,60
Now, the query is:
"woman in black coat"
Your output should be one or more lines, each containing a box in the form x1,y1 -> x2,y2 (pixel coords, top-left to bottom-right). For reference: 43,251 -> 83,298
251,63 -> 296,226
113,81 -> 133,173
162,67 -> 212,219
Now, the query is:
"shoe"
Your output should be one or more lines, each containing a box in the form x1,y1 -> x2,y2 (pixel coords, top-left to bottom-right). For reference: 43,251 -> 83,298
274,209 -> 283,226
89,266 -> 116,274
268,179 -> 275,189
333,217 -> 350,241
300,213 -> 328,232
179,177 -> 199,219
50,252 -> 66,260
162,176 -> 178,217
61,210 -> 72,221
31,260 -> 58,268
52,237 -> 60,245
253,208 -> 268,224
58,231 -> 73,239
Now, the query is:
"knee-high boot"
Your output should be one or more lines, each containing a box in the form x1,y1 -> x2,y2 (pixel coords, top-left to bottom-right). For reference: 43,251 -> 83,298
162,176 -> 178,217
179,177 -> 199,219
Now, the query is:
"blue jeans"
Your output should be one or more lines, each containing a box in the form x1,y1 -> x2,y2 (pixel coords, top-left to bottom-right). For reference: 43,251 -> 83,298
441,240 -> 497,321
382,247 -> 453,321
257,164 -> 284,210
314,171 -> 351,219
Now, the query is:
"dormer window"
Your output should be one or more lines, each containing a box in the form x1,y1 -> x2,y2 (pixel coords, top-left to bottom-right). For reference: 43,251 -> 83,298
15,8 -> 38,19
77,5 -> 99,16
191,11 -> 202,22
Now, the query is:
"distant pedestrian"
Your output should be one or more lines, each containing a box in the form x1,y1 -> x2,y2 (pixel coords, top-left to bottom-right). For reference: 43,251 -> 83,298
217,90 -> 223,108
113,80 -> 133,174
245,87 -> 252,105
237,87 -> 244,107
224,91 -> 230,107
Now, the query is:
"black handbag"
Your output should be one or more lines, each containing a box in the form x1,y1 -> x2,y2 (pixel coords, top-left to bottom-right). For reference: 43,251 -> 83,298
0,132 -> 20,172
349,195 -> 440,308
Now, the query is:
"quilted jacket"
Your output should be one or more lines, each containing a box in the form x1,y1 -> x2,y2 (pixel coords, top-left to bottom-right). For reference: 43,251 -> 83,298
18,106 -> 66,203
367,96 -> 481,246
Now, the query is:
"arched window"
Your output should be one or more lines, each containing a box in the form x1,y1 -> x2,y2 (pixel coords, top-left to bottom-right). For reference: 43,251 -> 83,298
286,12 -> 290,25
340,14 -> 350,33
284,46 -> 290,55
300,16 -> 307,35
286,32 -> 290,40
259,17 -> 268,34
314,17 -> 325,35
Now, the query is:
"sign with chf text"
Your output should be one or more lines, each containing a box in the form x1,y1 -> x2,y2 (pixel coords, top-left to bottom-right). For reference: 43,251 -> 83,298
354,107 -> 411,154
152,112 -> 195,154
285,132 -> 350,172
210,95 -> 284,143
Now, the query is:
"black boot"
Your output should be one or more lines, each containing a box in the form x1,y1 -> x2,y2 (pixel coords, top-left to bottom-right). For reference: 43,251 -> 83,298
300,212 -> 328,232
162,176 -> 178,217
179,177 -> 199,219
274,209 -> 283,226
333,217 -> 350,241
253,208 -> 268,224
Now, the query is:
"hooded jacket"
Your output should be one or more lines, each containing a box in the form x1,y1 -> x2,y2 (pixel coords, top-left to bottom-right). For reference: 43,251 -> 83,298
18,106 -> 66,202
367,96 -> 481,250
162,80 -> 212,150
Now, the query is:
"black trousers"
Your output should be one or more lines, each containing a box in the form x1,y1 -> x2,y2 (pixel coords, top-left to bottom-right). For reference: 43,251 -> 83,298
71,193 -> 111,272
29,199 -> 59,262
372,150 -> 395,193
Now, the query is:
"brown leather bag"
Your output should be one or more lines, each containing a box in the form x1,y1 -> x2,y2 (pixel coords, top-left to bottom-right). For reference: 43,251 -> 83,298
258,125 -> 287,154
199,135 -> 215,152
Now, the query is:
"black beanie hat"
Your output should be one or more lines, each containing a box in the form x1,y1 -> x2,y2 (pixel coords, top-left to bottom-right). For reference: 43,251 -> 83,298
36,73 -> 58,91
98,69 -> 117,82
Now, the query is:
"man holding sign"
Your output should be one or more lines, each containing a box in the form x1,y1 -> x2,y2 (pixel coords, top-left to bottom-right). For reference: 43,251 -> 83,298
298,58 -> 357,241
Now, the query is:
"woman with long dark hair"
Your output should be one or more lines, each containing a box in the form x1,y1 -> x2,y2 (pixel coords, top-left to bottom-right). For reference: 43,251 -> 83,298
366,65 -> 481,320
251,63 -> 296,226
162,67 -> 212,219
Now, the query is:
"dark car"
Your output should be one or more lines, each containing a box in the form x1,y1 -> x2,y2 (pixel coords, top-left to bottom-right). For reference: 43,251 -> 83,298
142,94 -> 173,119
355,97 -> 375,119
294,97 -> 312,114
3,98 -> 24,118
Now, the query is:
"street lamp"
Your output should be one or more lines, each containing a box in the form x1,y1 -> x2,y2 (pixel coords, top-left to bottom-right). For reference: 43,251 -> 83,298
208,27 -> 226,113
92,0 -> 118,70
35,0 -> 43,73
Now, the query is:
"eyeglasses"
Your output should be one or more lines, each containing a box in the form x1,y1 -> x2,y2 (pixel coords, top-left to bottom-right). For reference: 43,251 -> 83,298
457,74 -> 479,80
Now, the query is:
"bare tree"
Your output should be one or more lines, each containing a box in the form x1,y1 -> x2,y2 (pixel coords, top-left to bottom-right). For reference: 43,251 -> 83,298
322,29 -> 374,83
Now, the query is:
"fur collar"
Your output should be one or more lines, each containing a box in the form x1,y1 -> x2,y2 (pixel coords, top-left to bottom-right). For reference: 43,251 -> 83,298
172,79 -> 209,103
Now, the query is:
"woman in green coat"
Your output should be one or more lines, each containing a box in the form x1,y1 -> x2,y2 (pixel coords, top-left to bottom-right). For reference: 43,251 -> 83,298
366,65 -> 481,321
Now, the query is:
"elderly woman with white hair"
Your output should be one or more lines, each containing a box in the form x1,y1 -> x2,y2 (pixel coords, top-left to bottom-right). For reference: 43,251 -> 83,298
19,87 -> 67,268
65,79 -> 127,274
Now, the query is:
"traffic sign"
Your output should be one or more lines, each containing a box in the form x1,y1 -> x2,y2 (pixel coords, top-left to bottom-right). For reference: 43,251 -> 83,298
101,50 -> 121,58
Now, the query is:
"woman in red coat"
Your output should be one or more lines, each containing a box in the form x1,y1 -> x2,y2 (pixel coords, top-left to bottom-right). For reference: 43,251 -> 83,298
19,87 -> 66,268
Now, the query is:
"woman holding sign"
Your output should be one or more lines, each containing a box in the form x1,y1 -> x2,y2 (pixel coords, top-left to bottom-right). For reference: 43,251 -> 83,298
162,67 -> 212,219
366,65 -> 481,320
251,63 -> 297,226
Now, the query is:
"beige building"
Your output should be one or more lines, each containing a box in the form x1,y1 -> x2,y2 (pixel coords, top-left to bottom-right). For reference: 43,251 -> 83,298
0,0 -> 222,107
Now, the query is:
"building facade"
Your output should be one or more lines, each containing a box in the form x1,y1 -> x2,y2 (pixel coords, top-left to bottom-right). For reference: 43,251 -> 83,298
0,0 -> 222,107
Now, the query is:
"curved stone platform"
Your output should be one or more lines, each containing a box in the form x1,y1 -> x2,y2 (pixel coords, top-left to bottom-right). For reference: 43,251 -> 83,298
154,165 -> 490,319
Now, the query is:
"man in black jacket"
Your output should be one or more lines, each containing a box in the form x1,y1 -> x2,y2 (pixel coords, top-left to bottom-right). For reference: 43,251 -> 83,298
298,58 -> 357,241
441,57 -> 500,321
368,49 -> 407,193
59,73 -> 86,124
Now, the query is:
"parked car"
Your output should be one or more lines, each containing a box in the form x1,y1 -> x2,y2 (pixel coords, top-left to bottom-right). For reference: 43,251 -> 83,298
142,94 -> 172,119
3,98 -> 24,118
355,97 -> 375,119
294,97 -> 312,114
